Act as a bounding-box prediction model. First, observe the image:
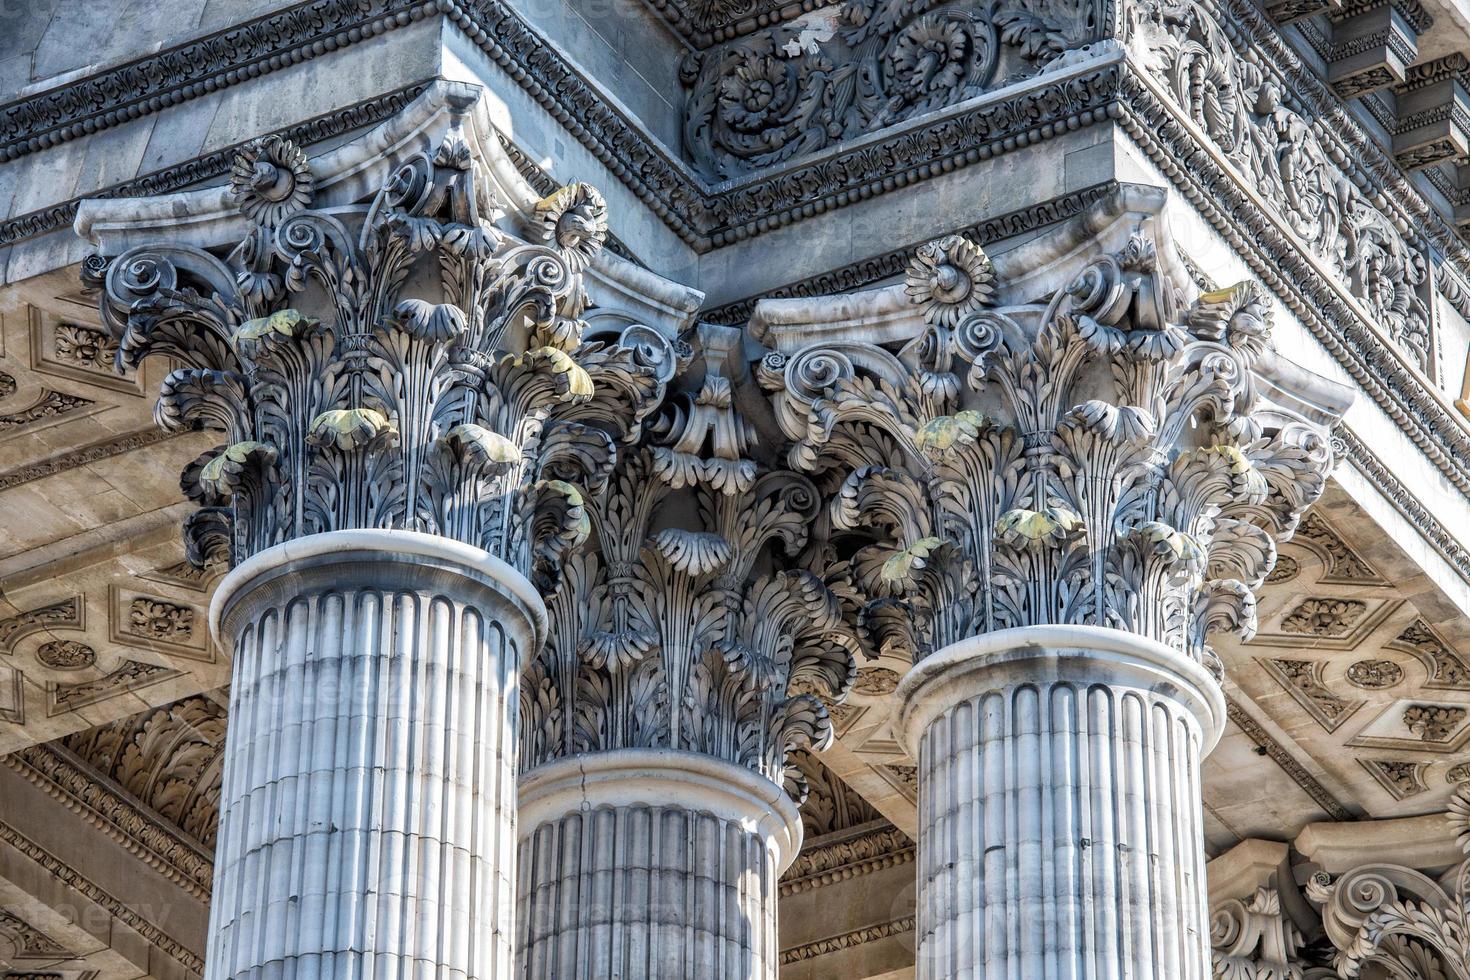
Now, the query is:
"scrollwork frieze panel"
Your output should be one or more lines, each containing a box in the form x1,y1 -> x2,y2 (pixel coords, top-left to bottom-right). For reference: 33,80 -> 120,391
680,0 -> 1104,179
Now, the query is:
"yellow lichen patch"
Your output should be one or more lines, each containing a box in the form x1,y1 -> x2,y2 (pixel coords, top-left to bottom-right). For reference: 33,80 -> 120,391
444,423 -> 520,466
880,536 -> 944,585
234,308 -> 314,344
308,408 -> 397,450
915,410 -> 987,456
996,507 -> 1083,544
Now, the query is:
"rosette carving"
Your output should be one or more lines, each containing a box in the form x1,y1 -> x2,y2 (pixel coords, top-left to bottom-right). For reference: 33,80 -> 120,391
521,337 -> 862,796
89,113 -> 662,590
762,234 -> 1342,666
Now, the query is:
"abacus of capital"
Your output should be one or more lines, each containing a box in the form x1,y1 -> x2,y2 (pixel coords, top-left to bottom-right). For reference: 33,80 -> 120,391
75,86 -> 1348,980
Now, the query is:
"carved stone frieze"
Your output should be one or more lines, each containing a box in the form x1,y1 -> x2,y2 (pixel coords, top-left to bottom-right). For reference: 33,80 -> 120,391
1308,783 -> 1470,977
1130,0 -> 1431,367
88,108 -> 663,588
62,695 -> 226,848
680,0 -> 1100,177
761,231 -> 1343,667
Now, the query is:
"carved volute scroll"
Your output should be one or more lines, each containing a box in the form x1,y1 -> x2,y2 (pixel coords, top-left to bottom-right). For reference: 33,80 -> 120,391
520,325 -> 862,794
760,231 -> 1346,669
85,109 -> 663,594
1307,784 -> 1470,978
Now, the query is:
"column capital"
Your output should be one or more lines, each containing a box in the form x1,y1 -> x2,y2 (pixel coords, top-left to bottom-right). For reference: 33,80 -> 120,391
759,196 -> 1353,672
82,90 -> 667,594
521,323 -> 862,797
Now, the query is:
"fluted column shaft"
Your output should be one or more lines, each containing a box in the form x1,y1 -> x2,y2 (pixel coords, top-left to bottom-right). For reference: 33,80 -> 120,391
896,625 -> 1226,980
515,750 -> 802,980
206,530 -> 545,980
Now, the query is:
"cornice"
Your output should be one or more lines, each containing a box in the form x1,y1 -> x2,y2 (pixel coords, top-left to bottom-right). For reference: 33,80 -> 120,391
1,746 -> 213,901
779,822 -> 915,896
1116,72 -> 1470,502
0,820 -> 205,975
779,916 -> 916,964
638,0 -> 843,48
1224,698 -> 1354,821
0,83 -> 429,249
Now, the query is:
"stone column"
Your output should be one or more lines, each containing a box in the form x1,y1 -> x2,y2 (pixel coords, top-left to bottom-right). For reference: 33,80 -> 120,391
85,111 -> 661,980
896,625 -> 1223,978
516,750 -> 801,979
514,327 -> 859,979
761,225 -> 1350,978
207,531 -> 543,980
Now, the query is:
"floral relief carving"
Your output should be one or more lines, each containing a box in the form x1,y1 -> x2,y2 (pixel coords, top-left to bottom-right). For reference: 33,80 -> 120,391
0,388 -> 94,432
63,695 -> 226,847
1346,659 -> 1403,689
0,596 -> 83,653
1132,0 -> 1432,367
1402,704 -> 1467,743
790,749 -> 884,837
1359,758 -> 1429,800
34,640 -> 95,670
1279,598 -> 1368,637
1387,620 -> 1470,690
680,0 -> 1099,178
1266,658 -> 1358,731
852,666 -> 903,695
762,234 -> 1341,669
52,322 -> 120,372
1292,512 -> 1384,584
48,660 -> 180,715
1265,554 -> 1301,584
125,598 -> 195,643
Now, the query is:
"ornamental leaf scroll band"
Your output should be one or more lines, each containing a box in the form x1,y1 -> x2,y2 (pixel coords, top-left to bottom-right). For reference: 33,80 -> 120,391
761,232 -> 1342,669
87,121 -> 664,594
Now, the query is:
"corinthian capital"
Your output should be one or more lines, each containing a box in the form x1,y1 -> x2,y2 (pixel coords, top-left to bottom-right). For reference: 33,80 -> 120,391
758,216 -> 1351,669
83,107 -> 662,592
522,324 -> 861,794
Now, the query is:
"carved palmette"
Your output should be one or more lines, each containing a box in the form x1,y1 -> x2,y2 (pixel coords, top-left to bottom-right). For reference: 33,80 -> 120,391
762,233 -> 1336,668
88,124 -> 662,589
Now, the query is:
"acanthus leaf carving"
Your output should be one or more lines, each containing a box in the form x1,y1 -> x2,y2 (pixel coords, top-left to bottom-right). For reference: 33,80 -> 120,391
763,233 -> 1343,668
520,332 -> 863,794
88,108 -> 665,591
